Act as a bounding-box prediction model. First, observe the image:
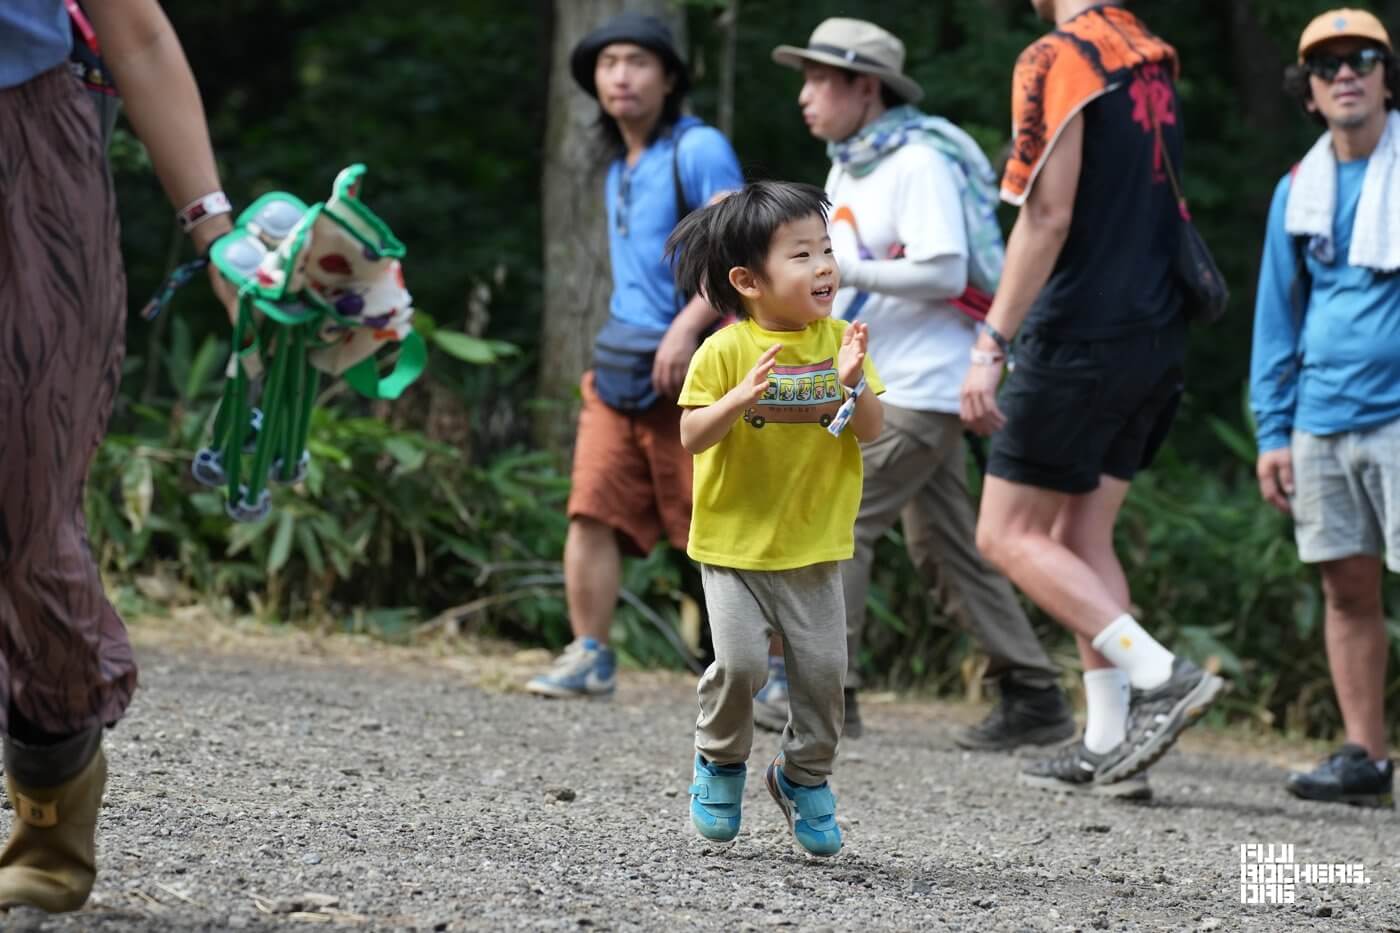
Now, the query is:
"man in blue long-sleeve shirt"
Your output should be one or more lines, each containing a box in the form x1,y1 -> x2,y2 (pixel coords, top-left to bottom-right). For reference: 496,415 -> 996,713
1250,8 -> 1400,809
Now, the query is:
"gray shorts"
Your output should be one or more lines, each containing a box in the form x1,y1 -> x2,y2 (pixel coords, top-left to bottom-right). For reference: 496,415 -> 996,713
1292,418 -> 1400,571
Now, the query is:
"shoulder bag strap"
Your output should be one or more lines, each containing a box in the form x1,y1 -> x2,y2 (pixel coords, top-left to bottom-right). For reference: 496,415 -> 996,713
1149,101 -> 1190,222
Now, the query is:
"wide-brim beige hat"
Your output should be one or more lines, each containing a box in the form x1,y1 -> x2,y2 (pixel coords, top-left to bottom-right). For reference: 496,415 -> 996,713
772,17 -> 924,104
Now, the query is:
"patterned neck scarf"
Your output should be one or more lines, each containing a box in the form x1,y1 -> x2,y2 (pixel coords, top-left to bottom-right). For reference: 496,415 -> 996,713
828,105 -> 1006,293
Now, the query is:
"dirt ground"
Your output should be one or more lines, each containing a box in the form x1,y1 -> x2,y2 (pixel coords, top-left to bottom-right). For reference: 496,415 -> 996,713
2,615 -> 1395,932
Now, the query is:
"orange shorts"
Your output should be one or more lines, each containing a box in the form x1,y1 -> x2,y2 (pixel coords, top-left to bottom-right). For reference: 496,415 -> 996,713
567,371 -> 693,556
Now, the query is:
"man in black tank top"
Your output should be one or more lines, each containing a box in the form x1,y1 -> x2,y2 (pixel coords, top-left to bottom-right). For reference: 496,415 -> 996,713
958,0 -> 1224,798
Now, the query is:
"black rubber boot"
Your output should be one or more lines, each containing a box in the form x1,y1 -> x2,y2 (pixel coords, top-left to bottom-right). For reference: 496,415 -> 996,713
842,688 -> 863,739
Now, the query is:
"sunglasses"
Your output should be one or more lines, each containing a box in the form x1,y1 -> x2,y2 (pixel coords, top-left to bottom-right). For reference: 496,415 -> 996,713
1305,46 -> 1386,82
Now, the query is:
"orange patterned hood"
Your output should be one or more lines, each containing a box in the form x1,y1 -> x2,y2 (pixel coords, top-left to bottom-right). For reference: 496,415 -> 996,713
1001,5 -> 1178,206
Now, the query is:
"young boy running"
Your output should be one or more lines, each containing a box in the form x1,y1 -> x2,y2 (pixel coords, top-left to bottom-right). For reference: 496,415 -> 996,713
667,181 -> 883,856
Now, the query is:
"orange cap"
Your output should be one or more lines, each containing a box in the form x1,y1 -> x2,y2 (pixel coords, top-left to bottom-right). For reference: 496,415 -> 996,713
1298,8 -> 1393,62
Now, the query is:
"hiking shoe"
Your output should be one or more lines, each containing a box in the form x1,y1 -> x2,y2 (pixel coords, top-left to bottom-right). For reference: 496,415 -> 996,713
753,657 -> 789,733
1285,745 -> 1394,809
689,755 -> 746,841
843,688 -> 863,739
1019,741 -> 1152,800
954,681 -> 1076,750
525,638 -> 616,699
1095,658 -> 1224,785
764,756 -> 841,857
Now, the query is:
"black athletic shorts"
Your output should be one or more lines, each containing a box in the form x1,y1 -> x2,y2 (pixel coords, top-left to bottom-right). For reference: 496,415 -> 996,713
987,315 -> 1186,495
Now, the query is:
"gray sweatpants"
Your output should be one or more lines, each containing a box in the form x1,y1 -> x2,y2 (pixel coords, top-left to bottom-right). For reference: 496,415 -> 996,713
696,562 -> 846,787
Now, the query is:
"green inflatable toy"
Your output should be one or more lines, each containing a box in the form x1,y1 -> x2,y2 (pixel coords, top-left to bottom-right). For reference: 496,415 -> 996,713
183,165 -> 425,521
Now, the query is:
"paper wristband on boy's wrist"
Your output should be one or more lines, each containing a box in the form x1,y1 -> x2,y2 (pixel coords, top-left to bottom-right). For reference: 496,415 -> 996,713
969,348 -> 1005,367
177,191 -> 232,233
827,373 -> 867,438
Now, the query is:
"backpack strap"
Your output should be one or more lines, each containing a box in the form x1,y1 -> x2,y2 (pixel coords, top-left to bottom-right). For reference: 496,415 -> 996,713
1284,162 -> 1312,383
671,122 -> 695,223
1286,162 -> 1312,334
669,123 -> 697,314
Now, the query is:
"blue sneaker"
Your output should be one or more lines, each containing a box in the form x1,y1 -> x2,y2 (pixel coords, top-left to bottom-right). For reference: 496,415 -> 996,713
765,755 -> 842,857
690,754 -> 746,842
525,637 -> 616,698
753,656 -> 789,733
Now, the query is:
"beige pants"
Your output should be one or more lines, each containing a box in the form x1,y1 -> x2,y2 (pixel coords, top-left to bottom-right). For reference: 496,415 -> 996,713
696,563 -> 845,786
843,404 -> 1059,690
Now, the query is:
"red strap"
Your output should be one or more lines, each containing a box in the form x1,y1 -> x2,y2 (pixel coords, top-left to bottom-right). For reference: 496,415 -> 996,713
65,1 -> 100,54
951,285 -> 993,322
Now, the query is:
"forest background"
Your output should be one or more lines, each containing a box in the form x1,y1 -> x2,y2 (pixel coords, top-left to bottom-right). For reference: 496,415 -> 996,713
97,0 -> 1400,741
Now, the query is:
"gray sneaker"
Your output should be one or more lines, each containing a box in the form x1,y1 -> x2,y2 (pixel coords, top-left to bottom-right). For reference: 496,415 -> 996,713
1020,740 -> 1152,800
752,659 -> 789,733
525,637 -> 616,699
1095,658 -> 1224,785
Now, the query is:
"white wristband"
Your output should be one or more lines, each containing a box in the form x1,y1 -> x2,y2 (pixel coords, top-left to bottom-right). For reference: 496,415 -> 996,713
177,191 -> 232,233
969,348 -> 1005,367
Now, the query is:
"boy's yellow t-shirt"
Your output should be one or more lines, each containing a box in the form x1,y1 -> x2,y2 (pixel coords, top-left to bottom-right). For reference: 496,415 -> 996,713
678,318 -> 884,572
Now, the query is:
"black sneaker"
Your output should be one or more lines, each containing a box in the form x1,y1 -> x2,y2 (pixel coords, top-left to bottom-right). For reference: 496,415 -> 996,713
1020,741 -> 1152,800
954,681 -> 1076,751
1285,744 -> 1394,809
1095,658 -> 1224,785
843,688 -> 863,739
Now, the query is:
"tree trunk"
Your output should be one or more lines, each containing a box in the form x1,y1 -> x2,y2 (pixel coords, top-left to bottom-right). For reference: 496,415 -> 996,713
536,0 -> 685,459
1226,0 -> 1289,137
717,0 -> 738,139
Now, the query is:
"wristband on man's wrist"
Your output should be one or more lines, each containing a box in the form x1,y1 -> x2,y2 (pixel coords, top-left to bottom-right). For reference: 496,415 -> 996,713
176,191 -> 232,234
969,348 -> 1005,367
976,320 -> 1013,356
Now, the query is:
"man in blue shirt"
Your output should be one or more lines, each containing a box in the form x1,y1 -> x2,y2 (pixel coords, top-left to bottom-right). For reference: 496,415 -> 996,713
528,13 -> 743,699
1251,8 -> 1400,809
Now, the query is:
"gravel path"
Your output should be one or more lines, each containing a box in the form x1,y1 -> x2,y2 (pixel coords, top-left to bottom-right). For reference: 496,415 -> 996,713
5,620 -> 1396,932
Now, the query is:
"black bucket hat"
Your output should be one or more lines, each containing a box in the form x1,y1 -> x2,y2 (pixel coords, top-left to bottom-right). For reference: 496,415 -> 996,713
570,11 -> 690,99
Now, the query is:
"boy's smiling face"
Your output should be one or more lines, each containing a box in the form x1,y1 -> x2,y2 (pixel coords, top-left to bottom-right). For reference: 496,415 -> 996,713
733,213 -> 839,331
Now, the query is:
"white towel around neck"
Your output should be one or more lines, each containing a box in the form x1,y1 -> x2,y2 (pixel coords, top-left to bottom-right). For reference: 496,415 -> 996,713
1284,109 -> 1400,272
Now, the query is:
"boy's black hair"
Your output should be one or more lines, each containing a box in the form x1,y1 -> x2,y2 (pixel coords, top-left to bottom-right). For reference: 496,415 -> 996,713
1283,45 -> 1399,128
665,181 -> 831,320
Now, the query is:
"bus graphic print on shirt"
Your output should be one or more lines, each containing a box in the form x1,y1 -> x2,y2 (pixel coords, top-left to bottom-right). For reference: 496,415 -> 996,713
742,358 -> 842,429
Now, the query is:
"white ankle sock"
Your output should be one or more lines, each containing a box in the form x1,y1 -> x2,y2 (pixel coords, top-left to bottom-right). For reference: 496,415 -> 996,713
1082,668 -> 1130,754
1091,614 -> 1175,690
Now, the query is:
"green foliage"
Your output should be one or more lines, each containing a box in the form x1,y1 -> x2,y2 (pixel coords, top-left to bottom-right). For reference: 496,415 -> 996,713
94,0 -> 1400,740
92,382 -> 564,640
90,314 -> 695,659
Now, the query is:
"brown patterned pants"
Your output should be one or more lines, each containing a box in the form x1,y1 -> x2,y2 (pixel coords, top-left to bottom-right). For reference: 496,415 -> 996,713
0,67 -> 137,738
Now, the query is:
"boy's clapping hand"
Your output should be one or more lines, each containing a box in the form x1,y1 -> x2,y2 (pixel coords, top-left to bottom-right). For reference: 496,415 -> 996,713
838,322 -> 869,387
731,344 -> 782,408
